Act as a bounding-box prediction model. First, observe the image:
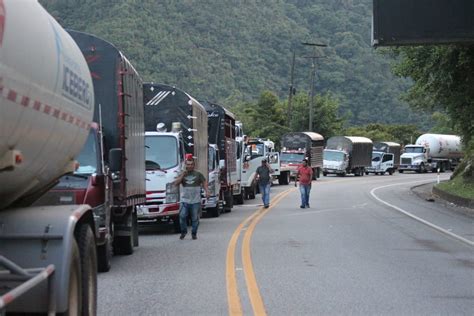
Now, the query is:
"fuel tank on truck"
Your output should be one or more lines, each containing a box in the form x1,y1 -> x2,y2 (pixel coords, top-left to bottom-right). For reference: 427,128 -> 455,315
415,134 -> 463,159
0,0 -> 94,209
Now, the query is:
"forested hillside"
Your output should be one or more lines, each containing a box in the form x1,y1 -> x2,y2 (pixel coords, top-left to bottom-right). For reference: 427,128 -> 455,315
41,0 -> 430,127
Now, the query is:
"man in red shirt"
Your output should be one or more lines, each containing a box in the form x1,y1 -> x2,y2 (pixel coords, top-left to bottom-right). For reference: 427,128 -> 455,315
296,159 -> 313,208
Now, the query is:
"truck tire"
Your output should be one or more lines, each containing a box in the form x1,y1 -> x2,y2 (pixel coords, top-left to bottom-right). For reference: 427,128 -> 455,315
133,209 -> 139,247
249,184 -> 256,199
234,192 -> 244,205
62,239 -> 82,315
388,169 -> 393,175
312,169 -> 318,180
209,207 -> 220,217
76,224 -> 98,316
97,234 -> 112,273
323,172 -> 327,177
399,170 -> 404,173
224,191 -> 233,212
113,211 -> 134,255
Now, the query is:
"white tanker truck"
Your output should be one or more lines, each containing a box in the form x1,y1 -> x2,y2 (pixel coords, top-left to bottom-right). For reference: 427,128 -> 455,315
399,134 -> 463,173
0,1 -> 97,314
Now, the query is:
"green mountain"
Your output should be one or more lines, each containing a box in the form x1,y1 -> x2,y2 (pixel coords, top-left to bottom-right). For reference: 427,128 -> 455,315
41,0 -> 429,127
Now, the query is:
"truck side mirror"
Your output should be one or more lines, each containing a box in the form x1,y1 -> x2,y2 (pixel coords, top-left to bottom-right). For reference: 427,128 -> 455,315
109,148 -> 122,172
244,154 -> 251,162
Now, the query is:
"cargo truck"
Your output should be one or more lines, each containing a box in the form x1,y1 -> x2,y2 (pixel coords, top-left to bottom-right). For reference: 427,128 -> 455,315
0,1 -> 97,313
323,136 -> 373,176
66,30 -> 145,256
280,132 -> 324,182
202,101 -> 238,215
366,142 -> 401,175
241,138 -> 279,199
138,83 -> 208,231
399,134 -> 462,173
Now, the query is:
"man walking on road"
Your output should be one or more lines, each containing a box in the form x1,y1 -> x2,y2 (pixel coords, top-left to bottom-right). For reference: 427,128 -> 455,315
173,159 -> 209,240
256,159 -> 274,208
297,159 -> 313,208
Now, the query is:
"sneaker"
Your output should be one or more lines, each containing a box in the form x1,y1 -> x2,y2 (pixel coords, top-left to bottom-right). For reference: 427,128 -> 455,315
179,234 -> 186,240
300,205 -> 305,209
264,205 -> 269,209
192,234 -> 197,240
306,204 -> 310,208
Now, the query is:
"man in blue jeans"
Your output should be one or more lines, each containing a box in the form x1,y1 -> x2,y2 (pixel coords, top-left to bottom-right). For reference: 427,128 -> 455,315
173,159 -> 209,240
256,159 -> 274,208
296,159 -> 313,208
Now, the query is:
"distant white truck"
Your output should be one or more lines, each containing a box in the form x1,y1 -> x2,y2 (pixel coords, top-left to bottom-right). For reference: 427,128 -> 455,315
399,134 -> 462,173
366,142 -> 401,175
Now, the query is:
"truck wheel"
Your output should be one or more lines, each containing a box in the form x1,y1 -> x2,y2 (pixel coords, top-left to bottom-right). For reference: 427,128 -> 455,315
399,170 -> 404,173
76,224 -> 98,316
210,207 -> 220,217
234,192 -> 244,205
97,235 -> 112,273
249,184 -> 256,199
64,239 -> 82,315
224,191 -> 233,212
365,172 -> 369,175
132,210 -> 139,247
323,172 -> 327,177
388,169 -> 393,175
283,172 -> 290,184
113,212 -> 134,255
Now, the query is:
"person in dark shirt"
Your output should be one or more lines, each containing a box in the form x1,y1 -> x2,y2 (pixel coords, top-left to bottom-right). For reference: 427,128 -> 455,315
256,159 -> 274,208
173,159 -> 209,240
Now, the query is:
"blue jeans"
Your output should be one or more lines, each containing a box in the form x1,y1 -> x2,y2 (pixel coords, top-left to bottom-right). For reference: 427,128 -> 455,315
259,182 -> 271,207
299,184 -> 311,207
179,202 -> 200,235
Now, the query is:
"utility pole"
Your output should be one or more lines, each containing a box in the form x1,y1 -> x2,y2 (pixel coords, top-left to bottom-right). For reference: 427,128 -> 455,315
302,42 -> 327,132
287,51 -> 295,128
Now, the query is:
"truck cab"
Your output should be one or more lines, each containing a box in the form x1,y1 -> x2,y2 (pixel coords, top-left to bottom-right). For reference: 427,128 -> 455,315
366,152 -> 395,175
280,150 -> 306,182
399,145 -> 427,173
323,149 -> 349,176
241,138 -> 278,199
138,130 -> 185,231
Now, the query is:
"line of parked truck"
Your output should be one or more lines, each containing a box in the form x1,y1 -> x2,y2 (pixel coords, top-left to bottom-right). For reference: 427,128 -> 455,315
0,1 -> 465,314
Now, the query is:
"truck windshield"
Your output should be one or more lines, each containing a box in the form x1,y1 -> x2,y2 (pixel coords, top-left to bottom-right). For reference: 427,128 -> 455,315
75,131 -> 98,174
323,150 -> 345,161
145,135 -> 178,170
404,147 -> 424,153
250,143 -> 265,157
281,152 -> 305,163
372,152 -> 383,162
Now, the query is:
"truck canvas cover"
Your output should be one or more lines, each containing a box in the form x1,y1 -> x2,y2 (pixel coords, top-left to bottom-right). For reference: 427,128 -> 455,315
200,101 -> 236,173
68,30 -> 145,206
143,83 -> 208,178
281,132 -> 324,167
326,136 -> 373,168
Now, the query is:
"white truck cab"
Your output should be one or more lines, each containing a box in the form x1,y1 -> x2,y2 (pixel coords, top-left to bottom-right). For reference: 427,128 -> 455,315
366,152 -> 395,175
204,144 -> 223,217
138,129 -> 185,231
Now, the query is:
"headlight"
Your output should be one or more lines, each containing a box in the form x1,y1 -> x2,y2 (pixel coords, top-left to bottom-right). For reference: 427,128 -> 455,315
166,182 -> 179,203
208,180 -> 216,196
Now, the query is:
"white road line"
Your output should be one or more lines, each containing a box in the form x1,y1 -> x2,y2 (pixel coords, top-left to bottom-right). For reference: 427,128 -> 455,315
370,179 -> 474,247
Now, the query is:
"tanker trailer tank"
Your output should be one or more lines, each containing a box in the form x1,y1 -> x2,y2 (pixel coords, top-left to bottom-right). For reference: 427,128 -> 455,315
0,1 -> 98,314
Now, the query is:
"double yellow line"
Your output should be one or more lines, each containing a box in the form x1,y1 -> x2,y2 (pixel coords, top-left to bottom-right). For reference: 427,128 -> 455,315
226,188 -> 294,315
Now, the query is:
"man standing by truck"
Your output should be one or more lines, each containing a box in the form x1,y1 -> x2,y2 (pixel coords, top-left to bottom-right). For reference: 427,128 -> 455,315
174,159 -> 209,240
256,159 -> 274,208
297,159 -> 313,208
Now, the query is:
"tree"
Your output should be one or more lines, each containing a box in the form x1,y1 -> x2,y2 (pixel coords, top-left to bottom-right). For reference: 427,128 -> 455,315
392,45 -> 474,149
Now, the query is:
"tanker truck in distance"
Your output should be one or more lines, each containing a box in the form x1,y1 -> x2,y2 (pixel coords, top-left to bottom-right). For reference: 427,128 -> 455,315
399,134 -> 462,173
138,83 -> 208,232
323,136 -> 373,176
280,132 -> 324,182
0,1 -> 97,313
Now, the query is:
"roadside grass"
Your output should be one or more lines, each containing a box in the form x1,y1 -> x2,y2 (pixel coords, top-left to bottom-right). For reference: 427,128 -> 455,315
436,176 -> 474,200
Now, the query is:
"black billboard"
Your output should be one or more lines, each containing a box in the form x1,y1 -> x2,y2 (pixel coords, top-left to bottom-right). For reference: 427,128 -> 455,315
372,0 -> 474,46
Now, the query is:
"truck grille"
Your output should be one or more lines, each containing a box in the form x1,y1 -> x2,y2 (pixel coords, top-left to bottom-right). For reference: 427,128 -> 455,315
401,158 -> 411,165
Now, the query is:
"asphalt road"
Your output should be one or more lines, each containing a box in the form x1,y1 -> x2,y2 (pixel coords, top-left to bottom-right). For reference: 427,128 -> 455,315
98,172 -> 473,315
